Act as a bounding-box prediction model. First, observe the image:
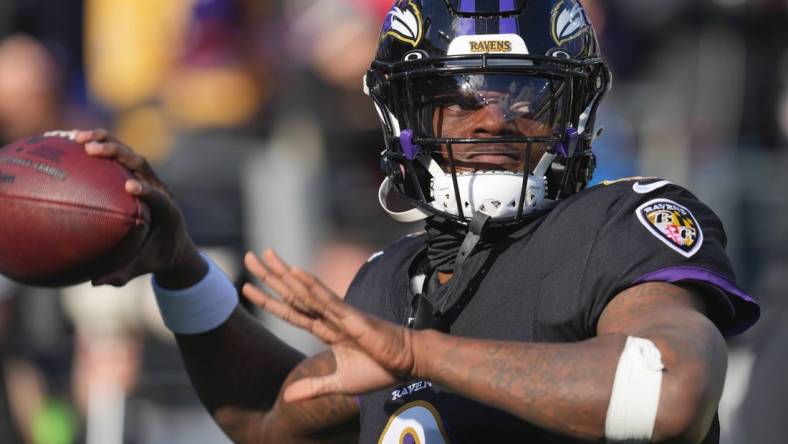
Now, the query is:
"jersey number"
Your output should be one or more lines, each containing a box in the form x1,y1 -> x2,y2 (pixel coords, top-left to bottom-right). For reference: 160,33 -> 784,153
377,401 -> 450,444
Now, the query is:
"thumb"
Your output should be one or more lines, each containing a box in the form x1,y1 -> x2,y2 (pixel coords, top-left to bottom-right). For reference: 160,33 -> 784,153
91,252 -> 153,286
283,375 -> 340,402
91,268 -> 134,287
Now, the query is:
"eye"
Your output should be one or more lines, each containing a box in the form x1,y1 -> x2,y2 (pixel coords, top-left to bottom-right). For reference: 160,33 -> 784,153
510,101 -> 531,115
438,94 -> 480,113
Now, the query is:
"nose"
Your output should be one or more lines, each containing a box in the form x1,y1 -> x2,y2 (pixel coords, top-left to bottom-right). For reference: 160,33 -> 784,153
472,103 -> 516,137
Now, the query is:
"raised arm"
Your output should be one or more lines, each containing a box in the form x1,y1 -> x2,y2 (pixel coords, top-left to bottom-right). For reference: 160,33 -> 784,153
248,250 -> 727,444
77,130 -> 359,443
412,282 -> 726,443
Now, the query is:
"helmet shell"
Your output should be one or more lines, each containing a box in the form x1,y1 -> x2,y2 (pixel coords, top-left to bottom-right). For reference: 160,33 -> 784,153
369,0 -> 611,224
376,0 -> 602,64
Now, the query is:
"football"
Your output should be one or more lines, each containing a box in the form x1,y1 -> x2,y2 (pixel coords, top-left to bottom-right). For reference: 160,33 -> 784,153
0,131 -> 150,287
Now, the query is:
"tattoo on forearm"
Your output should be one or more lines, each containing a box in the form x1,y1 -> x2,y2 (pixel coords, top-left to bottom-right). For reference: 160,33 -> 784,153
423,282 -> 720,438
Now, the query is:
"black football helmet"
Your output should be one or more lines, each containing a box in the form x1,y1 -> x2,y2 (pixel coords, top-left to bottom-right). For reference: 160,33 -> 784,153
366,0 -> 611,225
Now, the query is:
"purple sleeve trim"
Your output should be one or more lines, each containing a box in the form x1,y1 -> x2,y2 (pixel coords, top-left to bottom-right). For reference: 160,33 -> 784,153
633,266 -> 760,336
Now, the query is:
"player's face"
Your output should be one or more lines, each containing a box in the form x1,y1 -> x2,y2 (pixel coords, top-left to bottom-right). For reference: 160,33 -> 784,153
427,74 -> 565,173
433,93 -> 552,172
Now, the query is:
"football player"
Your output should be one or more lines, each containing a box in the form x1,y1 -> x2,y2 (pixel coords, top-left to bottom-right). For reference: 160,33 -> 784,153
79,0 -> 759,442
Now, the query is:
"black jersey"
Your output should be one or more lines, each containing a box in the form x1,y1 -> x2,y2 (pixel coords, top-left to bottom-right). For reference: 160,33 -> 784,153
345,178 -> 759,444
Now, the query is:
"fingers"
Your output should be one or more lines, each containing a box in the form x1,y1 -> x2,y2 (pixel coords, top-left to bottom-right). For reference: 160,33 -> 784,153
245,249 -> 363,328
290,268 -> 340,304
244,251 -> 297,301
260,250 -> 320,309
263,249 -> 340,309
289,267 -> 358,324
124,178 -> 171,215
262,249 -> 291,276
85,140 -> 149,174
256,250 -> 356,326
242,283 -> 316,332
77,129 -> 164,190
242,282 -> 344,343
74,128 -> 110,144
283,375 -> 339,403
244,251 -> 312,313
245,250 -> 283,281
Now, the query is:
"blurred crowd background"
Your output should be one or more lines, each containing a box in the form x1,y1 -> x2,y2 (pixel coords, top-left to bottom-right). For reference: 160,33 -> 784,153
0,0 -> 786,443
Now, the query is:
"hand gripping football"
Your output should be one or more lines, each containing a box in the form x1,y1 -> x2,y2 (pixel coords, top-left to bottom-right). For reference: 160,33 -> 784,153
0,132 -> 150,286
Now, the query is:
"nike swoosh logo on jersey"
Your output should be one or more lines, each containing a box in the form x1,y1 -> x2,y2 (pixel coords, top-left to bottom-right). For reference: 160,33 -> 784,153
633,180 -> 671,194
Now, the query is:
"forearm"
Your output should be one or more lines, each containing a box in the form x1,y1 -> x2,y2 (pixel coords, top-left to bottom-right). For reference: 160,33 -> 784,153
176,308 -> 305,440
413,330 -> 625,440
260,351 -> 360,444
195,348 -> 360,444
412,317 -> 724,443
153,249 -> 305,438
174,305 -> 360,444
176,307 -> 304,409
408,282 -> 728,443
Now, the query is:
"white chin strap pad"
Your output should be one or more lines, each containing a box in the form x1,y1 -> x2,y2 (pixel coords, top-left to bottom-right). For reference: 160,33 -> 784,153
377,151 -> 557,223
605,336 -> 665,442
430,171 -> 546,219
378,177 -> 430,223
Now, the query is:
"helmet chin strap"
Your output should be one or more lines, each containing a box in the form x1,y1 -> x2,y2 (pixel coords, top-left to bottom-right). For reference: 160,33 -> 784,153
426,145 -> 556,219
378,177 -> 431,223
378,149 -> 557,223
577,82 -> 605,137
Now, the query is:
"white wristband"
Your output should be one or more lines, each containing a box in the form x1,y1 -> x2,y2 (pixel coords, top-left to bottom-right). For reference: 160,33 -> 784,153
152,253 -> 239,335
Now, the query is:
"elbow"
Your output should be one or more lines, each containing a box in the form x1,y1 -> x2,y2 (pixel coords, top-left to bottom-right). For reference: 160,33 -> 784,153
213,406 -> 267,444
651,365 -> 724,444
653,406 -> 708,444
650,319 -> 728,444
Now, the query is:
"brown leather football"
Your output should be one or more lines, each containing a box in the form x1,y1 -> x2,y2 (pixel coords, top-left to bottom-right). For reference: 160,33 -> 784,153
0,132 -> 150,287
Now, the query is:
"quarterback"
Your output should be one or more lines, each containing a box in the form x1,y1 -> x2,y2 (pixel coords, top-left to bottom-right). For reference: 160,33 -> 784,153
79,0 -> 758,442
